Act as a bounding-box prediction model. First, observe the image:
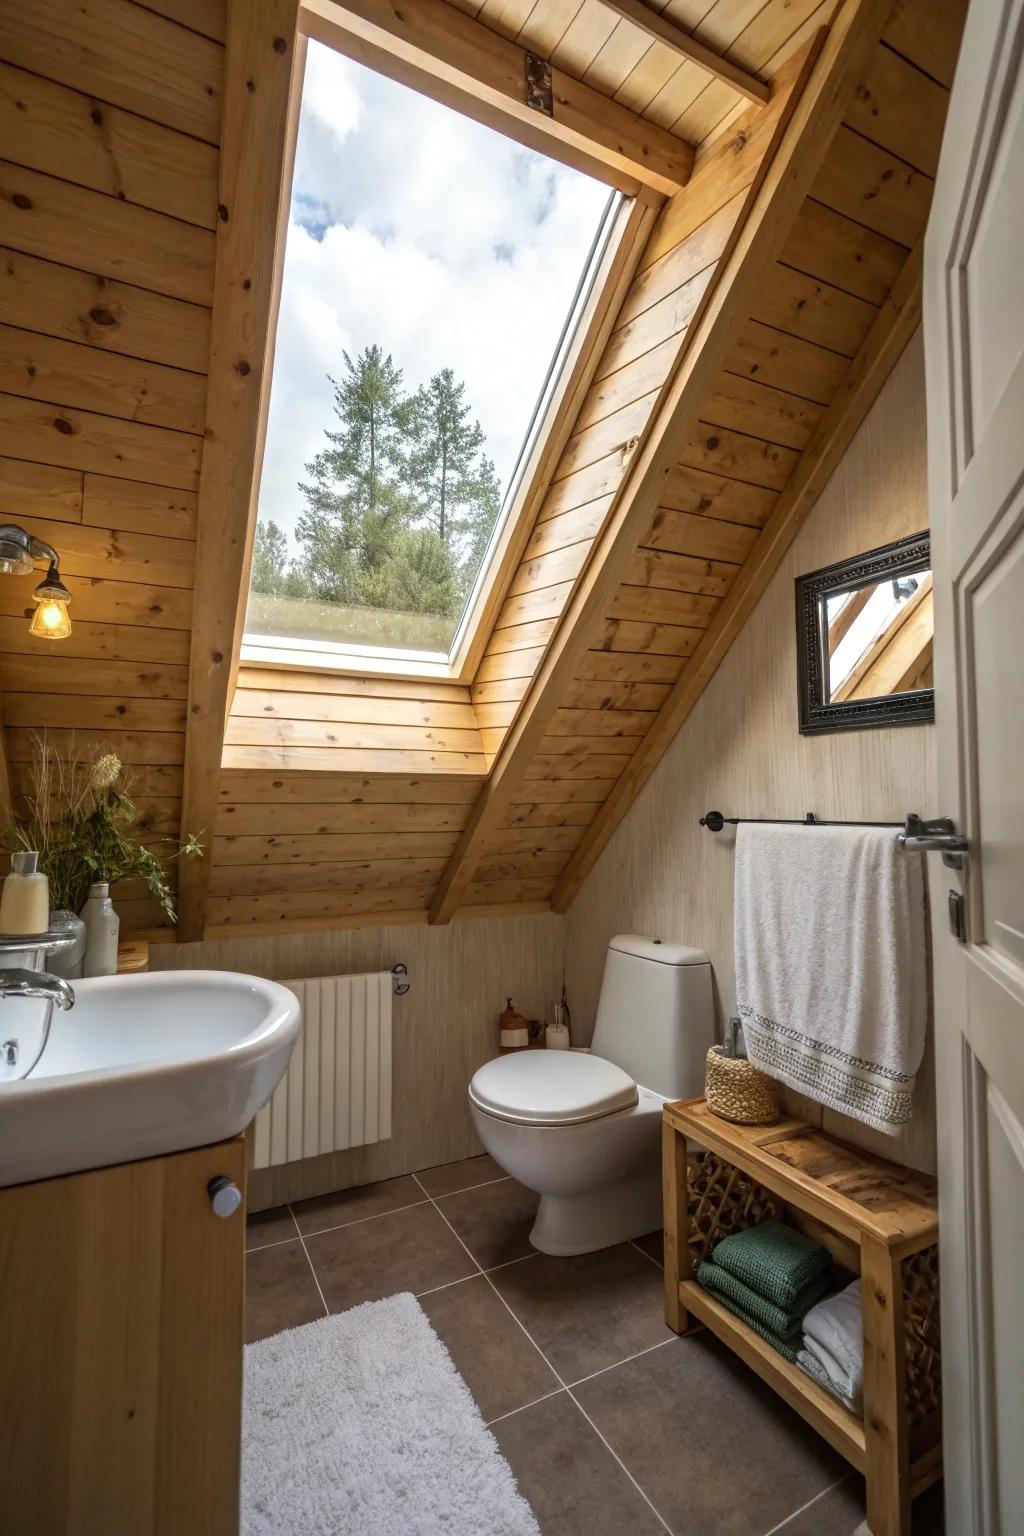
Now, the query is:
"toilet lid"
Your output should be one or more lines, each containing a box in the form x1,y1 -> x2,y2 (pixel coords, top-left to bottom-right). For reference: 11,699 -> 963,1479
469,1051 -> 638,1127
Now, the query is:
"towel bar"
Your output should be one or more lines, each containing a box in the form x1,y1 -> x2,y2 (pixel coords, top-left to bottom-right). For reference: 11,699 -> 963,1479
699,811 -> 967,868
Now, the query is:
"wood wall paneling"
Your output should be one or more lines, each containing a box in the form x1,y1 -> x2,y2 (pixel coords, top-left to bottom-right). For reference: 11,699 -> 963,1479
0,0 -> 223,928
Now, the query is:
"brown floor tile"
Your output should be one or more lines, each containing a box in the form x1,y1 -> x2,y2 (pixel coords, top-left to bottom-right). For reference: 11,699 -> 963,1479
245,1240 -> 324,1343
781,1477 -> 943,1536
419,1274 -> 558,1422
415,1154 -> 507,1199
436,1178 -> 539,1268
772,1476 -> 864,1535
632,1230 -> 663,1267
291,1174 -> 424,1236
245,1204 -> 298,1251
574,1331 -> 845,1536
304,1201 -> 476,1312
492,1392 -> 667,1536
489,1242 -> 671,1383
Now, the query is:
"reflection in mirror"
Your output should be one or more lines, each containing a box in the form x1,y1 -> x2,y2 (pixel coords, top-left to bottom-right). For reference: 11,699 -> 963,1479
826,571 -> 933,702
795,531 -> 934,734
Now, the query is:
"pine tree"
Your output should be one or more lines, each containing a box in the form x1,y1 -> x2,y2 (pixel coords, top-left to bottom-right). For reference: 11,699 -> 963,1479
250,519 -> 291,595
295,346 -> 412,601
405,370 -> 502,567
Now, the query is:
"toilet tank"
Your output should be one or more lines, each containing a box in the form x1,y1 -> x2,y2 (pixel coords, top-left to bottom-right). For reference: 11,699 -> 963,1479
591,934 -> 714,1098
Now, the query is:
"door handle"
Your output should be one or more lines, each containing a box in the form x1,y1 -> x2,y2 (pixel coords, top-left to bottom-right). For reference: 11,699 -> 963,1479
898,814 -> 968,868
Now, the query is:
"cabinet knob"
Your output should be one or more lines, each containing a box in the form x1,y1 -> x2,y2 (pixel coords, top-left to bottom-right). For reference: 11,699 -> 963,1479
207,1175 -> 242,1218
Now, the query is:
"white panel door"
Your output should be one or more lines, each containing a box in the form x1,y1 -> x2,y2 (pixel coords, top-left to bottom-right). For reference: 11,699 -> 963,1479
924,3 -> 1024,1532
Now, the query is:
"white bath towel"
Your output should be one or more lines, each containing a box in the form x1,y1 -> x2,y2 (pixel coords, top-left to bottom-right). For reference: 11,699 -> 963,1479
734,823 -> 927,1133
801,1279 -> 863,1411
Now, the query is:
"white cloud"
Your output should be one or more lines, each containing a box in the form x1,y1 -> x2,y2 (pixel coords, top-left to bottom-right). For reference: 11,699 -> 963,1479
257,40 -> 613,549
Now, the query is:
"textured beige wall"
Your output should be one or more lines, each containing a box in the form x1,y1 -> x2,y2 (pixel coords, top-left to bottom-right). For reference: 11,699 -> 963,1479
564,332 -> 938,1174
154,911 -> 563,1208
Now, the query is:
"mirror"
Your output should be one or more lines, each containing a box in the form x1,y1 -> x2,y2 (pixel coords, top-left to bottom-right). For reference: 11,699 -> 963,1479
795,531 -> 934,734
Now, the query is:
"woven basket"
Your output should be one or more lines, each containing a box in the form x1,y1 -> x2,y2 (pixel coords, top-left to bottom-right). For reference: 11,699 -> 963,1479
705,1045 -> 779,1125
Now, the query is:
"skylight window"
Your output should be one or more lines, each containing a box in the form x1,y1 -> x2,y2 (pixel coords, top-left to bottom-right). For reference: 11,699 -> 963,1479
242,39 -> 616,670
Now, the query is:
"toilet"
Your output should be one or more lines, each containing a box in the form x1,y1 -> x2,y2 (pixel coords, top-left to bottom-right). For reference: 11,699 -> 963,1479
469,935 -> 714,1256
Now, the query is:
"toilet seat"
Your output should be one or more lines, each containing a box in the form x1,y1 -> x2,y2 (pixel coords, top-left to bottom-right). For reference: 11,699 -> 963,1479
469,1051 -> 638,1127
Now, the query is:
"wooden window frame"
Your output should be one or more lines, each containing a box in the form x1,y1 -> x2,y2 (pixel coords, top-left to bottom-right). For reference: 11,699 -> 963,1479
238,0 -> 662,687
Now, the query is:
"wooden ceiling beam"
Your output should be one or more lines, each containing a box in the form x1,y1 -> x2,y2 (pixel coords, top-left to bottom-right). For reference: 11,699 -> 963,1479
177,0 -> 304,942
430,0 -> 897,925
598,0 -> 769,107
301,0 -> 693,197
552,240 -> 924,909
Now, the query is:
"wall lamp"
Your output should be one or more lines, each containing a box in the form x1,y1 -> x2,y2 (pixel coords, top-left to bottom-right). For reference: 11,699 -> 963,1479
0,525 -> 73,639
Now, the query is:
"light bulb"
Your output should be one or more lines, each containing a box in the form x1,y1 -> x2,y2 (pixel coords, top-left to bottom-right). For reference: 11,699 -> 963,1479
29,596 -> 72,639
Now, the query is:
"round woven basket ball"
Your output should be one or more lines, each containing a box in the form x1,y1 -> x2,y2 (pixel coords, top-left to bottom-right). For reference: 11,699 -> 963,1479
704,1044 -> 779,1125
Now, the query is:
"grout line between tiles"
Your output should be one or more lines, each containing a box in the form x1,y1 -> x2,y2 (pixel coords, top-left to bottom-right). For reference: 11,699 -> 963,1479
286,1202 -> 330,1320
567,1334 -> 676,1390
428,1174 -> 512,1200
561,1388 -> 675,1535
245,1233 -> 302,1255
759,1472 -> 854,1536
485,1388 -> 566,1428
293,1196 -> 429,1241
415,1248 -> 540,1300
412,1173 -> 676,1536
629,1236 -> 664,1272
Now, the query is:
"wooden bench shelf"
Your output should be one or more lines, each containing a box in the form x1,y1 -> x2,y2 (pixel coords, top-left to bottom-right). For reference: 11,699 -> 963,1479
662,1097 -> 941,1536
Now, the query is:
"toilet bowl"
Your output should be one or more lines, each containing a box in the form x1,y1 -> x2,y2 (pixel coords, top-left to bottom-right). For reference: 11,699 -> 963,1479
468,935 -> 714,1256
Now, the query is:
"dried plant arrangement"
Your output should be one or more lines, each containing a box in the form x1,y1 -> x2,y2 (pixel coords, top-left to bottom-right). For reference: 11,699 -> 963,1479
4,734 -> 202,922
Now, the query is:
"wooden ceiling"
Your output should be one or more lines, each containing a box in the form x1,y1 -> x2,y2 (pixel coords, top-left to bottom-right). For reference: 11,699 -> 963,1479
450,0 -> 840,149
0,0 -> 965,941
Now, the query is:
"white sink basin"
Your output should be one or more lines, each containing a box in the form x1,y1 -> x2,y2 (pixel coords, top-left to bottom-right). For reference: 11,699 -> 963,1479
0,970 -> 300,1187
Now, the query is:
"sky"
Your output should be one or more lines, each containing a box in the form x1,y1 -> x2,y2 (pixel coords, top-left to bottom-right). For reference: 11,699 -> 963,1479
254,39 -> 613,556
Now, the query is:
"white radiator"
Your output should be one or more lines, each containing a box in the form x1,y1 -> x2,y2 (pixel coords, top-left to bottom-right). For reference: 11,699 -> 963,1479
252,972 -> 393,1170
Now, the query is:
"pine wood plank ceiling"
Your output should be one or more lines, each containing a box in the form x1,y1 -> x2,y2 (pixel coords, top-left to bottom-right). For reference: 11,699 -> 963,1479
199,0 -> 966,941
0,0 -> 966,942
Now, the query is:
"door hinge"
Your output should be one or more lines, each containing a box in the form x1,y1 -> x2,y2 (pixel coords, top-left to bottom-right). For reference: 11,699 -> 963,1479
948,888 -> 967,943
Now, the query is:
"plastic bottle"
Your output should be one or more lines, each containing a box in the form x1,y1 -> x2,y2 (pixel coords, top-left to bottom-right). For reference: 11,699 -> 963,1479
0,851 -> 49,935
81,882 -> 120,978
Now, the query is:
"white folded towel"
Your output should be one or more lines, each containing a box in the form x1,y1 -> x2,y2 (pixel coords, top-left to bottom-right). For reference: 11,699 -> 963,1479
733,823 -> 927,1133
801,1280 -> 863,1411
797,1348 -> 858,1412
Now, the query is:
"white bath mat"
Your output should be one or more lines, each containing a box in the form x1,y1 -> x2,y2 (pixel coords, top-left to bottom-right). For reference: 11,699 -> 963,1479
243,1291 -> 541,1536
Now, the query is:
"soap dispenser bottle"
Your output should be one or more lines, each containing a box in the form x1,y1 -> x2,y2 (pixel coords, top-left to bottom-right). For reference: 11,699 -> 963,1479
0,851 -> 49,935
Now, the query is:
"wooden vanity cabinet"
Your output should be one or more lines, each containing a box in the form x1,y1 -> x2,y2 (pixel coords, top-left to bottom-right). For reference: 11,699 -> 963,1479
0,1134 -> 246,1536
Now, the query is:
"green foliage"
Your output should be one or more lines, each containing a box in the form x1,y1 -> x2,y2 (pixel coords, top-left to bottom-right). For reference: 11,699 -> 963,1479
252,346 -> 504,628
3,737 -> 202,922
250,519 -> 292,596
359,527 -> 462,618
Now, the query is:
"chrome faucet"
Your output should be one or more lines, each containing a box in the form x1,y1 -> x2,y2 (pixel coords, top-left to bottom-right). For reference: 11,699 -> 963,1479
0,968 -> 75,1010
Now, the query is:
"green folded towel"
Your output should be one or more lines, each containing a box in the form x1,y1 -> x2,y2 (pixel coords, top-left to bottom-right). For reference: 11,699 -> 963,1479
697,1275 -> 801,1363
711,1220 -> 831,1310
697,1259 -> 831,1339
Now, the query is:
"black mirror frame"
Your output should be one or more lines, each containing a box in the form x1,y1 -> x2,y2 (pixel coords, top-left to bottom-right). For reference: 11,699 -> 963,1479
795,530 -> 934,735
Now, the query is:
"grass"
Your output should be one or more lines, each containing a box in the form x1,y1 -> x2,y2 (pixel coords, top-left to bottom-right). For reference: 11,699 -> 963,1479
246,591 -> 458,655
